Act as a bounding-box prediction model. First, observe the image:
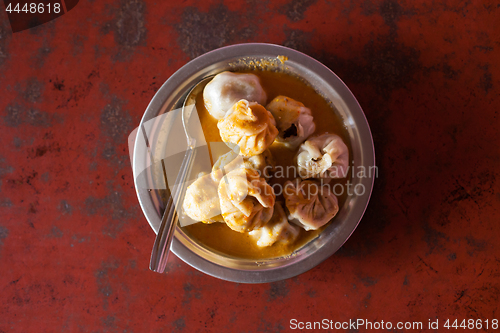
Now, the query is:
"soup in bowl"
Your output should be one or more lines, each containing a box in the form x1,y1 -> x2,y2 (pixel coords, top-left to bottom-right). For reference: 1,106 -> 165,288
132,43 -> 375,283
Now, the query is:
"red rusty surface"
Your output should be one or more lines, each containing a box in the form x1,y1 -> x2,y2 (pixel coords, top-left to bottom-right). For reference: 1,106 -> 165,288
0,0 -> 499,332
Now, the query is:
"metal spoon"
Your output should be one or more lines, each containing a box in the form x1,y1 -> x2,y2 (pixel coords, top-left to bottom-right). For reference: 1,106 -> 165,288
149,75 -> 215,273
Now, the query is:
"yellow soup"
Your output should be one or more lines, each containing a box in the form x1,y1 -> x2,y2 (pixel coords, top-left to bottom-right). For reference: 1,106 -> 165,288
183,70 -> 351,259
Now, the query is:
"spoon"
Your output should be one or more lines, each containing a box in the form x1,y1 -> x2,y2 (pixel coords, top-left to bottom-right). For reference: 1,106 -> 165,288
149,74 -> 215,273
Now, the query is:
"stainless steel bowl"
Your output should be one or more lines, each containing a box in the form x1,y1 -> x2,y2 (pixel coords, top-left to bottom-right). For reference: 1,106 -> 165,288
133,43 -> 375,283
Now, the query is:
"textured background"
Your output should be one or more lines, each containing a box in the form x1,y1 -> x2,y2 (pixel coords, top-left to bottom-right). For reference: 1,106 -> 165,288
0,0 -> 499,332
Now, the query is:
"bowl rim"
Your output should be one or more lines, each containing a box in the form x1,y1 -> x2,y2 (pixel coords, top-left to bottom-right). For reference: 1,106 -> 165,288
133,43 -> 375,283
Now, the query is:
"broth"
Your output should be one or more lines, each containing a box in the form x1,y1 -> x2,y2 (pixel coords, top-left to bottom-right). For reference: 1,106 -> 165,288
182,70 -> 351,259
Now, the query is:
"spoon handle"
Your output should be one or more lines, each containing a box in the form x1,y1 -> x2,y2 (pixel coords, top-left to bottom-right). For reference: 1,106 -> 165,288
149,142 -> 196,273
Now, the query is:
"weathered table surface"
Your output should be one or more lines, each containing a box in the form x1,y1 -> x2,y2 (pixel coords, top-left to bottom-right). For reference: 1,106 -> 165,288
1,0 -> 499,332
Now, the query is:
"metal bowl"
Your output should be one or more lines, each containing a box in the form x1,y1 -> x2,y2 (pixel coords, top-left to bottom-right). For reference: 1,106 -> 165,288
132,43 -> 375,283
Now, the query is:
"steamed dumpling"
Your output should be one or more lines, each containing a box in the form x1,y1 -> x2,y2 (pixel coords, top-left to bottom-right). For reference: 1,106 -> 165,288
218,100 -> 279,156
266,96 -> 316,148
218,168 -> 275,233
283,178 -> 339,231
182,172 -> 223,223
212,149 -> 275,181
245,149 -> 275,180
249,202 -> 299,247
296,133 -> 349,180
211,149 -> 243,182
203,72 -> 267,120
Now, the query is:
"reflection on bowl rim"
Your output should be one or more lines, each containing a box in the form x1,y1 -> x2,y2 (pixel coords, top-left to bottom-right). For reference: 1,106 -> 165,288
133,43 -> 375,283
